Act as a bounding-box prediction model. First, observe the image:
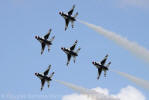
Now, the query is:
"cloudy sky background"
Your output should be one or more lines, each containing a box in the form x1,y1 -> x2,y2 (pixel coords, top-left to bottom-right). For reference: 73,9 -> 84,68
0,0 -> 149,100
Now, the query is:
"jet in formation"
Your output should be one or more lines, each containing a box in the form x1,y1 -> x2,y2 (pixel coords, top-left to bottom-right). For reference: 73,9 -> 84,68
59,5 -> 78,31
92,54 -> 111,80
61,40 -> 81,66
35,65 -> 54,91
35,29 -> 55,55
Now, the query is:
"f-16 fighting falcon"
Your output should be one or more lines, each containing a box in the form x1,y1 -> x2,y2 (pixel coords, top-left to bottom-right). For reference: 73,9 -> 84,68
59,5 -> 78,31
35,29 -> 55,55
61,40 -> 81,66
35,65 -> 55,91
92,54 -> 111,80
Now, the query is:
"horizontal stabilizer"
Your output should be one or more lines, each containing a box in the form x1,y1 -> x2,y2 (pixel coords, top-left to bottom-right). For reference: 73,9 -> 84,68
76,48 -> 81,54
74,12 -> 78,18
106,62 -> 111,68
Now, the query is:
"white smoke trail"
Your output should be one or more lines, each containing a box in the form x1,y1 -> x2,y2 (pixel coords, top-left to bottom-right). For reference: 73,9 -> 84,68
113,70 -> 149,91
78,20 -> 149,64
55,80 -> 119,100
120,0 -> 149,8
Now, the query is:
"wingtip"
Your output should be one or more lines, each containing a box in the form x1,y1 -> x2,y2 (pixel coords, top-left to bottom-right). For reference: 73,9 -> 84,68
73,4 -> 75,8
106,54 -> 109,57
48,65 -> 51,68
49,29 -> 52,32
78,48 -> 81,51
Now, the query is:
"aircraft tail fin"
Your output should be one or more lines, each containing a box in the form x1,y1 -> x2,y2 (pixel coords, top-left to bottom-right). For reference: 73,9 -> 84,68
50,36 -> 55,42
76,48 -> 81,54
47,81 -> 50,88
49,72 -> 55,79
104,70 -> 107,77
71,21 -> 74,28
70,12 -> 78,28
73,48 -> 81,63
74,12 -> 78,18
106,62 -> 111,68
73,56 -> 76,63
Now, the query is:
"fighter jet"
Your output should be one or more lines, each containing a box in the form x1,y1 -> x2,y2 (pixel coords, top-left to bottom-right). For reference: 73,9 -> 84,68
35,29 -> 55,55
92,54 -> 111,80
59,5 -> 78,31
61,40 -> 81,66
35,65 -> 54,91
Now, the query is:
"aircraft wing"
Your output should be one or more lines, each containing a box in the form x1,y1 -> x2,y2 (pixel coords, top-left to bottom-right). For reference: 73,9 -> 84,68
44,29 -> 52,40
41,43 -> 46,55
100,54 -> 108,65
44,65 -> 51,76
41,79 -> 45,91
70,40 -> 78,51
67,54 -> 71,66
65,19 -> 69,31
68,5 -> 75,16
97,68 -> 102,80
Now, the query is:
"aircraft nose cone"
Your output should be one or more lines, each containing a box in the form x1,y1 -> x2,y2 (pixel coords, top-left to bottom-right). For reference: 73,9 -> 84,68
92,62 -> 95,64
59,12 -> 62,15
35,36 -> 38,39
61,47 -> 64,50
35,73 -> 37,76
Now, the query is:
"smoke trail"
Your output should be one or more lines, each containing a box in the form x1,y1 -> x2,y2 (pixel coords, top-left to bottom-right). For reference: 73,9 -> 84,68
78,20 -> 149,64
113,70 -> 149,91
55,80 -> 119,100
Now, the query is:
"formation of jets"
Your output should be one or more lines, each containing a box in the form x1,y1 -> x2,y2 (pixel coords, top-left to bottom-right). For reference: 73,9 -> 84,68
34,5 -> 111,91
